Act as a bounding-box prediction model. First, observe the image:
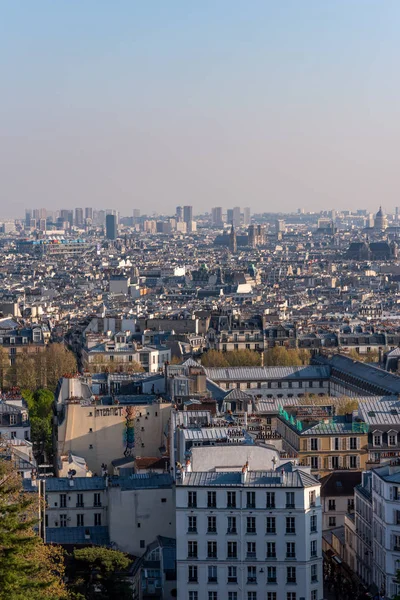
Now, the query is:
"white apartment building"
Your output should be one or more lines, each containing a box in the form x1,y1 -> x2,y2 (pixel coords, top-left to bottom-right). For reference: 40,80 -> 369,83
371,464 -> 400,598
176,460 -> 323,600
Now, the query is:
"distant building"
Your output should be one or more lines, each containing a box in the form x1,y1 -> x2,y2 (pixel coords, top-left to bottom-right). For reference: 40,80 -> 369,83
211,207 -> 223,227
243,206 -> 251,226
85,207 -> 93,220
183,206 -> 193,225
105,214 -> 117,240
374,206 -> 388,232
232,206 -> 241,227
229,224 -> 237,253
75,207 -> 84,227
176,206 -> 183,222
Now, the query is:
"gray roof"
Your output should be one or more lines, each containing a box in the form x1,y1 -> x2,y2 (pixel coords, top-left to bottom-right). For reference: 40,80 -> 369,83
43,477 -> 106,492
182,428 -> 245,441
314,354 -> 400,395
46,526 -> 109,546
204,365 -> 330,381
180,469 -> 318,488
358,397 -> 400,426
110,473 -> 173,490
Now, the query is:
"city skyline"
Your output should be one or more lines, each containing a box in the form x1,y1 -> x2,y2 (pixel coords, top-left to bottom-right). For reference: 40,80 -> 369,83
2,2 -> 400,217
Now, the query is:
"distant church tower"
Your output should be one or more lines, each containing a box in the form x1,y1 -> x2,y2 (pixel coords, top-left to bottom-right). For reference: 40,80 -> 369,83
229,224 -> 237,253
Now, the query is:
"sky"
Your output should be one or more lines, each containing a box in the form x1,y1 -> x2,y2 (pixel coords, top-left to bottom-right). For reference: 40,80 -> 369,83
1,1 -> 400,218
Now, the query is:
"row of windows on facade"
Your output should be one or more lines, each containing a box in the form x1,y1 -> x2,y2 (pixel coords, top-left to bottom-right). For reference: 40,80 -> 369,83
187,587 -> 319,600
307,437 -> 361,451
51,493 -> 102,508
187,490 -> 317,509
187,515 -> 318,536
186,539 -> 318,560
306,455 -> 360,469
221,380 -> 325,390
53,513 -> 102,527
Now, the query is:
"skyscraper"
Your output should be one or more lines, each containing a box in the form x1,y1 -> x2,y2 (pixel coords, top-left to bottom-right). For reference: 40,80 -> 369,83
176,206 -> 183,222
243,207 -> 251,226
25,210 -> 32,227
85,207 -> 93,220
106,214 -> 117,240
211,207 -> 223,227
227,209 -> 233,224
183,206 -> 193,224
75,208 -> 84,227
232,206 -> 241,227
229,224 -> 237,253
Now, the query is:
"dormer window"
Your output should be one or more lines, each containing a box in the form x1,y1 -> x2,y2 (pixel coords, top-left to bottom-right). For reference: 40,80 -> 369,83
22,337 -> 28,344
10,338 -> 15,344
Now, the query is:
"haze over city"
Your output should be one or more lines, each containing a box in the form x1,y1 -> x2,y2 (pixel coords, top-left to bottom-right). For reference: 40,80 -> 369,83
2,1 -> 400,218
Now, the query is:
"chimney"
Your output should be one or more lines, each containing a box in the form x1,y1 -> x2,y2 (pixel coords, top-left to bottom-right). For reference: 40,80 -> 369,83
186,459 -> 192,473
241,463 -> 248,484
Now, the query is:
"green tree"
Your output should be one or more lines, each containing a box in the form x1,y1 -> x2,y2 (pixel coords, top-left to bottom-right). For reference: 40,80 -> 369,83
0,459 -> 67,600
22,389 -> 54,462
336,396 -> 359,415
67,546 -> 132,600
45,343 -> 77,391
201,350 -> 229,367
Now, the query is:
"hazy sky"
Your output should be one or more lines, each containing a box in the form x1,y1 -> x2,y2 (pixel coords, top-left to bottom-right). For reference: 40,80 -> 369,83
1,1 -> 400,218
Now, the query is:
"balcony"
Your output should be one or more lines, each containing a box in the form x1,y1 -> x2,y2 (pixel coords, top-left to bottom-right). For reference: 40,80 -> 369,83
247,577 -> 257,584
188,528 -> 197,534
246,552 -> 257,559
227,528 -> 237,534
286,504 -> 295,509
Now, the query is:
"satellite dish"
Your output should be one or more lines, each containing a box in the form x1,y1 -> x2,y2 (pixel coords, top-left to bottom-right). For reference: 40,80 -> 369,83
70,469 -> 77,476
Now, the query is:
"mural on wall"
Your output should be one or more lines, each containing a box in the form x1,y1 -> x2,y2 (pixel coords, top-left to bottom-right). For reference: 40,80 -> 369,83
123,406 -> 135,456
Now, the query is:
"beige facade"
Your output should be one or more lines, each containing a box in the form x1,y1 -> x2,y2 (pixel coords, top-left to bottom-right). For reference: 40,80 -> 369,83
56,400 -> 172,475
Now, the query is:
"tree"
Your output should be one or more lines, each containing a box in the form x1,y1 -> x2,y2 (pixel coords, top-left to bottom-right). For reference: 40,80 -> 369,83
22,389 -> 54,462
15,353 -> 38,390
0,459 -> 67,599
0,346 -> 10,390
45,344 -> 77,391
66,546 -> 132,600
336,396 -> 359,415
225,350 -> 261,367
201,350 -> 229,367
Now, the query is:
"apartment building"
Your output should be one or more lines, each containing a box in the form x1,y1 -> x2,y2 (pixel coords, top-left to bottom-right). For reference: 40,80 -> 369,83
276,411 -> 368,477
176,458 -> 323,600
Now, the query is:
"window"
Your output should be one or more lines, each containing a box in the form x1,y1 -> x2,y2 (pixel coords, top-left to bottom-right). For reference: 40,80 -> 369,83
247,516 -> 256,534
207,541 -> 217,558
188,565 -> 198,583
60,494 -> 67,508
140,540 -> 145,548
188,516 -> 197,533
208,491 -> 217,508
328,499 -> 336,511
286,492 -> 295,508
228,594 -> 238,600
287,566 -> 296,584
10,431 -> 16,439
268,594 -> 277,600
311,591 -> 317,600
94,513 -> 101,526
247,542 -> 256,558
331,456 -> 339,469
310,540 -> 317,557
248,593 -> 257,600
228,566 -> 237,583
208,516 -> 217,534
266,516 -> 276,534
311,564 -> 318,582
286,517 -> 295,534
247,565 -> 257,583
9,414 -> 17,425
267,566 -> 277,583
60,514 -> 67,527
77,514 -> 84,526
208,565 -> 217,583
350,456 -> 357,469
189,593 -> 198,600
389,434 -> 397,446
209,593 -> 218,600
188,491 -> 197,508
266,492 -> 275,508
309,490 -> 316,506
227,516 -> 237,534
227,541 -> 237,559
267,541 -> 276,558
227,491 -> 236,508
76,493 -> 84,508
329,516 -> 336,527
247,491 -> 256,508
188,541 -> 198,558
310,515 -> 317,532
286,542 -> 296,558
311,438 -> 318,451
350,437 -> 357,450
348,498 -> 354,511
311,456 -> 319,469
287,594 -> 296,600
94,493 -> 101,507
334,437 -> 340,450
374,435 -> 381,446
